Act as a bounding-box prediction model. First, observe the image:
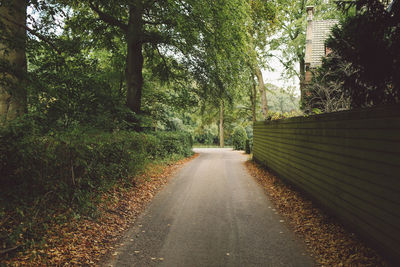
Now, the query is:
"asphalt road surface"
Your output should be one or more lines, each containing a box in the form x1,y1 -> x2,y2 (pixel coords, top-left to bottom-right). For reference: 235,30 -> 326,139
105,148 -> 314,267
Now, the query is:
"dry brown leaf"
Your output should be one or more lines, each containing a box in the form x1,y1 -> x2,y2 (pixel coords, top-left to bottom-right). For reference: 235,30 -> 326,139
4,154 -> 199,266
245,160 -> 388,267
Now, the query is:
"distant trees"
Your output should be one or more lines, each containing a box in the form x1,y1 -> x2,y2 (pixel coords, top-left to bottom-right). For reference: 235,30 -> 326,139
186,0 -> 252,147
266,83 -> 300,114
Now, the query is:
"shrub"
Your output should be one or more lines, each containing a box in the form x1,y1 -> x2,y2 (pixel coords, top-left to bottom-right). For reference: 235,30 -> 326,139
152,131 -> 193,158
193,125 -> 218,145
232,126 -> 248,150
0,122 -> 193,249
0,128 -> 193,210
317,0 -> 400,108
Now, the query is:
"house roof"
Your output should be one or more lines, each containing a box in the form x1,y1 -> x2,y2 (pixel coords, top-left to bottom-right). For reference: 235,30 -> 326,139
309,19 -> 338,67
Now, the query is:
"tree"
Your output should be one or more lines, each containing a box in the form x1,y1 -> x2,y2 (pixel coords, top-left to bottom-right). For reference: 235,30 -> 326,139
63,0 -> 226,123
250,77 -> 257,122
254,66 -> 268,119
187,0 -> 251,147
0,0 -> 27,122
303,0 -> 400,112
247,0 -> 276,120
266,83 -> 301,113
270,0 -> 340,101
325,0 -> 400,108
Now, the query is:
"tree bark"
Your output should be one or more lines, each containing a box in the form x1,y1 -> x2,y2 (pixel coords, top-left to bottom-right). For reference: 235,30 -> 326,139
299,57 -> 306,105
0,0 -> 27,123
219,99 -> 224,148
255,66 -> 268,119
126,4 -> 144,115
250,79 -> 257,122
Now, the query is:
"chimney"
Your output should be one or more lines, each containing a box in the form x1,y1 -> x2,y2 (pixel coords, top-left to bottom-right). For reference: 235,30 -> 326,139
306,6 -> 314,21
304,6 -> 314,71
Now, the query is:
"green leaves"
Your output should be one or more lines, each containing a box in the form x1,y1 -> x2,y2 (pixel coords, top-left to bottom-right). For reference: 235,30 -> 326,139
270,0 -> 341,81
232,125 -> 248,150
324,0 -> 400,108
304,0 -> 400,111
0,125 -> 193,254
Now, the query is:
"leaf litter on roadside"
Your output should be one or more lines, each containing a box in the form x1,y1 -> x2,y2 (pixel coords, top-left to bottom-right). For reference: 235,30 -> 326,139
4,154 -> 198,266
245,160 -> 388,267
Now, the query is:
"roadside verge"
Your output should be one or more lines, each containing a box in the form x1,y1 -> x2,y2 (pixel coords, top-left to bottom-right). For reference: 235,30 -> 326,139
245,159 -> 388,266
4,154 -> 198,265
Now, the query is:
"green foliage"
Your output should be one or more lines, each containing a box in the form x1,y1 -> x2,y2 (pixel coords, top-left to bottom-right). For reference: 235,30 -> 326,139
0,118 -> 192,249
303,0 -> 400,111
266,110 -> 302,120
152,131 -> 193,158
270,0 -> 342,82
266,84 -> 300,113
323,0 -> 400,108
232,126 -> 248,150
193,124 -> 218,145
27,38 -> 130,130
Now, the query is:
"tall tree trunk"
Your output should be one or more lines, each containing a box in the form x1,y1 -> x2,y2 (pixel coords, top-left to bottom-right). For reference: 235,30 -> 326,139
299,58 -> 306,105
219,99 -> 224,148
126,4 -> 144,116
250,79 -> 257,123
255,66 -> 268,119
0,0 -> 27,123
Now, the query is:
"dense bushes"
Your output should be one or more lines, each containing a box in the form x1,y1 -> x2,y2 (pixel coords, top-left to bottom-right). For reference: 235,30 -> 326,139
232,126 -> 248,150
0,128 -> 193,208
0,122 -> 192,249
153,131 -> 193,157
304,0 -> 400,111
193,124 -> 218,145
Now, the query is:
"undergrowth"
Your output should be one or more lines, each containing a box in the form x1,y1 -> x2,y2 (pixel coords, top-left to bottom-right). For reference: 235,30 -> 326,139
0,119 -> 193,258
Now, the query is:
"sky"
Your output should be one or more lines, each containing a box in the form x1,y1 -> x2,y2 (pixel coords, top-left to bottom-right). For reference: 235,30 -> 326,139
261,51 -> 301,97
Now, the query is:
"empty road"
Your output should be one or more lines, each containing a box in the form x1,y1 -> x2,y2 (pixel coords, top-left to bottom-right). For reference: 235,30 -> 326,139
106,148 -> 314,267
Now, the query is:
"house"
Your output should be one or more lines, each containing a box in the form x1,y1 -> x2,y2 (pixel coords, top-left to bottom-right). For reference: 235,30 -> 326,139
304,6 -> 338,84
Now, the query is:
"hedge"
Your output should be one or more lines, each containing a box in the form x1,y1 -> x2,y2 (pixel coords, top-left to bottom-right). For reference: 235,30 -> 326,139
232,126 -> 248,150
0,126 -> 193,248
